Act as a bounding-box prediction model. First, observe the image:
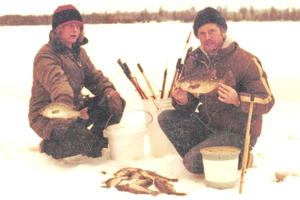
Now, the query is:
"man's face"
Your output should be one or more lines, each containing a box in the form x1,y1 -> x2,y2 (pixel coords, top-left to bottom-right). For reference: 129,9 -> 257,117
197,23 -> 226,55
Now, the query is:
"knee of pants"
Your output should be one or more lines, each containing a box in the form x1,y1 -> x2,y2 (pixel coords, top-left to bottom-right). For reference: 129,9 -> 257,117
183,153 -> 205,174
157,110 -> 181,129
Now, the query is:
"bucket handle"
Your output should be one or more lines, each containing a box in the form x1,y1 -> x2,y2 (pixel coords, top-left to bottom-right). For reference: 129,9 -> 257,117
104,109 -> 154,130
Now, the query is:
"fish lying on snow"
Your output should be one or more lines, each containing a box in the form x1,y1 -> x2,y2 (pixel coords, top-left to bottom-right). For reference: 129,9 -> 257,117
177,69 -> 236,94
154,179 -> 187,196
113,167 -> 141,177
137,169 -> 178,182
101,167 -> 186,196
115,179 -> 160,196
39,102 -> 89,120
101,177 -> 124,188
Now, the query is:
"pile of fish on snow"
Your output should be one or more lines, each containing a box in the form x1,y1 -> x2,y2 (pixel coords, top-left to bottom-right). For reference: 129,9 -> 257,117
101,167 -> 187,196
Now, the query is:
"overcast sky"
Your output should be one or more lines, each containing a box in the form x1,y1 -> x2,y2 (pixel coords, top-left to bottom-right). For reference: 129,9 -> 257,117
1,0 -> 300,15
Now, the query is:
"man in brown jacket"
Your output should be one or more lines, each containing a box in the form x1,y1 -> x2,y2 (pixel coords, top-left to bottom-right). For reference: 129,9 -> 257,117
28,5 -> 125,159
158,7 -> 275,174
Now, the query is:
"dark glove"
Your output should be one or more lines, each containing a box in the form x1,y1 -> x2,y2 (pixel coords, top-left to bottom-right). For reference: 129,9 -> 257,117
104,89 -> 123,116
50,119 -> 74,140
51,118 -> 73,130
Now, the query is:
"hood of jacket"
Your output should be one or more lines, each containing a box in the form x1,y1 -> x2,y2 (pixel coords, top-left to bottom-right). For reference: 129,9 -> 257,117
49,30 -> 89,54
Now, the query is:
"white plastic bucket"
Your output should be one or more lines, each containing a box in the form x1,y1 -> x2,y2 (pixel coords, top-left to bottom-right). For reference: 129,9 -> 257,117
200,146 -> 241,189
142,95 -> 178,158
103,123 -> 147,160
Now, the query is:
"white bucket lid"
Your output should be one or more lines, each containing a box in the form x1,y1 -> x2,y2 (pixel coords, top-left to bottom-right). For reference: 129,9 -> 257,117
200,146 -> 241,161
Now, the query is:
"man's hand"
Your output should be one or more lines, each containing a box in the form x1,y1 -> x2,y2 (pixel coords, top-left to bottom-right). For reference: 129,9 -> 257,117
172,87 -> 188,104
104,89 -> 123,116
51,118 -> 73,130
217,83 -> 240,106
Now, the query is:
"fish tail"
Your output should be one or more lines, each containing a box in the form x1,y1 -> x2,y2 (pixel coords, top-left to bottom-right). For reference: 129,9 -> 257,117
79,107 -> 89,120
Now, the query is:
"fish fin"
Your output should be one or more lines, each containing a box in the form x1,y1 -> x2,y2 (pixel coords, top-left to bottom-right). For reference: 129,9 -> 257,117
174,192 -> 187,196
101,186 -> 111,189
189,83 -> 200,90
52,110 -> 60,114
223,71 -> 236,86
79,107 -> 89,120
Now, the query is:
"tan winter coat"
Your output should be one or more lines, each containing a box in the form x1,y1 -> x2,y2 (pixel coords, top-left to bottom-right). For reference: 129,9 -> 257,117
28,38 -> 116,140
173,39 -> 275,137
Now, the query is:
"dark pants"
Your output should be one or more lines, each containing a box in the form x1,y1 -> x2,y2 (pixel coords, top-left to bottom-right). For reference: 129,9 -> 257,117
158,110 -> 257,174
42,96 -> 126,159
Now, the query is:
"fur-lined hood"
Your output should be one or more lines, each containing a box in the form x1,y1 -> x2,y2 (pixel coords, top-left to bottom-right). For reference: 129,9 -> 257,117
48,30 -> 89,54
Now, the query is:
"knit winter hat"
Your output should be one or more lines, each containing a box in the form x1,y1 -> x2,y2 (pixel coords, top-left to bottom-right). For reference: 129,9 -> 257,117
193,7 -> 227,38
52,4 -> 84,31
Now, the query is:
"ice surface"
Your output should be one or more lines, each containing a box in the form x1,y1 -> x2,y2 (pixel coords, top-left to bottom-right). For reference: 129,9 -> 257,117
0,22 -> 300,199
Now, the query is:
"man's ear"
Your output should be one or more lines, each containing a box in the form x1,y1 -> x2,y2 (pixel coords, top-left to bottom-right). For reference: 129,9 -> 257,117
221,28 -> 227,39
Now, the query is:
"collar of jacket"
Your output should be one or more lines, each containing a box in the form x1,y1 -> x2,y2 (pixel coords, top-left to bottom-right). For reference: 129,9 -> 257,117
195,36 -> 239,63
199,36 -> 236,59
50,37 -> 89,54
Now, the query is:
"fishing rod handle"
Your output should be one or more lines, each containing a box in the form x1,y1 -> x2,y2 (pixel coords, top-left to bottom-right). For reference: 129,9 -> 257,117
123,63 -> 132,75
117,58 -> 124,70
137,63 -> 143,73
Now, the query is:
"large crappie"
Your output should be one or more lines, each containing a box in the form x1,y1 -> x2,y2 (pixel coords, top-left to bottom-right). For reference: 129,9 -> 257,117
39,102 -> 89,120
177,69 -> 236,94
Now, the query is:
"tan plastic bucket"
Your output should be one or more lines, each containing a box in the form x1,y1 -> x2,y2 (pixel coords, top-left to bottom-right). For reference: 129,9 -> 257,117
142,96 -> 178,157
200,146 -> 241,189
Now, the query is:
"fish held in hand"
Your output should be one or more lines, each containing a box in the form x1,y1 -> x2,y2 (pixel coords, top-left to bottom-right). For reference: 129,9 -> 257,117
39,102 -> 89,120
177,69 -> 236,94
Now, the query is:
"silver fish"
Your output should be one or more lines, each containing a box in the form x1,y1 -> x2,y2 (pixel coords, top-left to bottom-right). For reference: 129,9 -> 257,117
39,102 -> 89,120
113,167 -> 141,177
137,169 -> 178,182
101,177 -> 124,188
115,182 -> 160,196
154,179 -> 187,196
177,69 -> 236,94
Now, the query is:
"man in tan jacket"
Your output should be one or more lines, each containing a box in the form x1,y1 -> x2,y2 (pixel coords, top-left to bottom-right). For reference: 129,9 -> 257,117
28,5 -> 125,159
158,7 -> 275,174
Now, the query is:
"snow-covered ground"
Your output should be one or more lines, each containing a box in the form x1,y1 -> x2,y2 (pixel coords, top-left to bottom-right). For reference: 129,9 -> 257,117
0,21 -> 300,199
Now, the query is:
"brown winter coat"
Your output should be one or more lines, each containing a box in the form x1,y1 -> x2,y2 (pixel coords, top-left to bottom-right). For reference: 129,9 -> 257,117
28,38 -> 116,140
173,41 -> 275,137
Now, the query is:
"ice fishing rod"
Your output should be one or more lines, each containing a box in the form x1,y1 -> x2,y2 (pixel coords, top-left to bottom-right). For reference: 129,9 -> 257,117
137,63 -> 157,99
178,46 -> 193,79
181,31 -> 192,62
160,63 -> 168,99
239,93 -> 255,195
168,58 -> 182,98
123,62 -> 148,99
117,59 -> 148,99
168,47 -> 192,98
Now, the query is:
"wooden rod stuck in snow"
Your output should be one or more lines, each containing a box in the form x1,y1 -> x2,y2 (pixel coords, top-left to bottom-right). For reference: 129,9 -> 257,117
160,64 -> 168,99
137,63 -> 157,99
239,93 -> 255,194
168,58 -> 182,98
117,59 -> 148,99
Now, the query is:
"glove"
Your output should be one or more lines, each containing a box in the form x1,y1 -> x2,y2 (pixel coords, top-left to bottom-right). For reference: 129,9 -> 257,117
50,119 -> 74,140
104,89 -> 123,116
51,118 -> 73,130
172,86 -> 188,105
